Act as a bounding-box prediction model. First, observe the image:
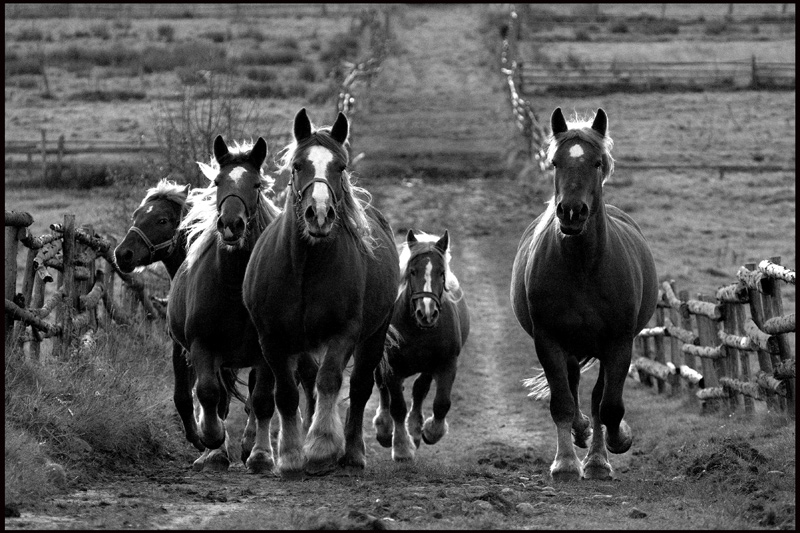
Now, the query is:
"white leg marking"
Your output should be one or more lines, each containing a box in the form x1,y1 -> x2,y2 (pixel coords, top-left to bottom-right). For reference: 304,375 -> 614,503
305,385 -> 345,462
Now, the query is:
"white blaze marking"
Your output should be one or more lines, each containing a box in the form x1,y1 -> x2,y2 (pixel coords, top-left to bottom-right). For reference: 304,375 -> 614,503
423,259 -> 433,316
228,166 -> 248,185
569,145 -> 584,158
145,205 -> 154,213
307,146 -> 334,214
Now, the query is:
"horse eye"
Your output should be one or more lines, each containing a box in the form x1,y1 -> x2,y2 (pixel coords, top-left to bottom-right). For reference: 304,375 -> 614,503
293,162 -> 302,172
158,218 -> 168,225
338,164 -> 346,173
551,162 -> 557,169
409,268 -> 417,276
595,161 -> 602,168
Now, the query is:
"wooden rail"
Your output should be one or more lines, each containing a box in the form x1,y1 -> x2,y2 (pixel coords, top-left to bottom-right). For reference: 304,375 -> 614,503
5,210 -> 166,359
632,259 -> 795,417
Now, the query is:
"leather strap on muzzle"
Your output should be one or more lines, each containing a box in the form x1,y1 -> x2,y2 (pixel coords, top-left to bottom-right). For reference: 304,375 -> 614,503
128,225 -> 178,262
291,177 -> 339,207
410,290 -> 442,308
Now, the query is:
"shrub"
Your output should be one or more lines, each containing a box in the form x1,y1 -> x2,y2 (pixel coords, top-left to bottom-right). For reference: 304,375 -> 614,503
705,20 -> 728,35
239,26 -> 265,42
90,23 -> 111,40
238,81 -> 307,99
67,89 -> 147,102
156,24 -> 175,42
140,42 -> 227,73
6,57 -> 42,76
16,27 -> 44,41
201,30 -> 227,43
609,20 -> 629,33
319,32 -> 359,66
297,62 -> 317,82
239,47 -> 302,66
244,67 -> 278,83
574,29 -> 592,41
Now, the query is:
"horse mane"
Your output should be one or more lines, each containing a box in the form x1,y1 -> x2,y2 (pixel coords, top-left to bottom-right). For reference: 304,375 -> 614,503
276,125 -> 378,257
546,111 -> 615,184
396,232 -> 462,304
181,140 -> 280,269
135,178 -> 190,218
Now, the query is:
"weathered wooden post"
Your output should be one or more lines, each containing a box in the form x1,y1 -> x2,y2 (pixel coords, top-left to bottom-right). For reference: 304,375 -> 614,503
653,304 -> 667,393
759,257 -> 794,416
693,293 -> 725,412
716,279 -> 755,414
742,262 -> 780,412
56,214 -> 76,359
5,220 -> 20,342
664,281 -> 684,395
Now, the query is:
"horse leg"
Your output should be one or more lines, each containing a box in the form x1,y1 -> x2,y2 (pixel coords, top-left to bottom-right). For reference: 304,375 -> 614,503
534,334 -> 582,482
192,344 -> 226,451
245,364 -> 276,474
268,351 -> 304,477
422,362 -> 457,445
385,375 -> 414,462
600,342 -> 633,454
201,427 -> 231,472
305,343 -> 348,475
241,368 -> 257,464
172,344 -> 203,452
371,368 -> 393,448
297,352 -> 318,433
583,363 -> 612,480
340,329 -> 386,471
408,373 -> 433,448
568,356 -> 591,449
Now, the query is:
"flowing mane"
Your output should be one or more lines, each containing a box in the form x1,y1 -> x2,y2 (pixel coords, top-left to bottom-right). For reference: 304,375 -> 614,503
546,111 -> 615,184
276,125 -> 378,256
397,232 -> 462,303
133,178 -> 190,218
181,140 -> 281,269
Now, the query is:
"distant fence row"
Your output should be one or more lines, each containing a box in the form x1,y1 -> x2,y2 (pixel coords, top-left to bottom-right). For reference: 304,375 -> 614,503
632,260 -> 795,417
5,211 -> 167,359
4,3 -> 384,19
517,58 -> 796,95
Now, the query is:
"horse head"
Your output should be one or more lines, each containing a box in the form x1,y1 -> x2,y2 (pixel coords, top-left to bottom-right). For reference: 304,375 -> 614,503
550,107 -> 612,237
213,135 -> 268,248
290,108 -> 349,241
405,229 -> 450,329
114,180 -> 190,273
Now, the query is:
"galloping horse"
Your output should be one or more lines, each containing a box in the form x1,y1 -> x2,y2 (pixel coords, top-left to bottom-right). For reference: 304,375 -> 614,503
373,229 -> 469,462
510,108 -> 657,481
243,109 -> 399,477
168,135 -> 317,473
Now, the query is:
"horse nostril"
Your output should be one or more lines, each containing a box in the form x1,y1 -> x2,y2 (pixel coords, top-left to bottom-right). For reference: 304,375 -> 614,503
234,217 -> 245,235
304,205 -> 315,221
431,309 -> 439,322
326,206 -> 336,221
579,204 -> 589,219
556,204 -> 564,218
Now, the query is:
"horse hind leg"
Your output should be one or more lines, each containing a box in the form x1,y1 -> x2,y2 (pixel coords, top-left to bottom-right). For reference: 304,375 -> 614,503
407,373 -> 432,448
172,344 -> 203,452
385,375 -> 414,462
371,368 -> 393,448
240,368 -> 257,464
568,357 -> 592,449
583,366 -> 612,480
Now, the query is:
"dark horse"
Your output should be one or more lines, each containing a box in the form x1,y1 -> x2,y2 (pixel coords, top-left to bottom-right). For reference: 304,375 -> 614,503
373,229 -> 469,462
510,108 -> 657,481
243,109 -> 399,477
168,135 -> 317,473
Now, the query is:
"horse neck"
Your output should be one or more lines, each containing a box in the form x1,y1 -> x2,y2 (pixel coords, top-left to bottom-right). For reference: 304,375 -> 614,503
162,229 -> 187,279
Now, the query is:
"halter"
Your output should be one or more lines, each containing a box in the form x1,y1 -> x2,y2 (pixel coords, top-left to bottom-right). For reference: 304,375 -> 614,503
291,176 -> 339,207
127,224 -> 178,262
218,190 -> 261,228
410,290 -> 442,308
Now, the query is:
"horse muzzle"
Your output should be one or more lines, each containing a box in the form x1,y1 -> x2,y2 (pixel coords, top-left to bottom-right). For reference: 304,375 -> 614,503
303,203 -> 336,238
217,217 -> 247,246
556,201 -> 589,236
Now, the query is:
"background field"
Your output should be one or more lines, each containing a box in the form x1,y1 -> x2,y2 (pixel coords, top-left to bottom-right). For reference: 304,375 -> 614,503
5,4 -> 795,530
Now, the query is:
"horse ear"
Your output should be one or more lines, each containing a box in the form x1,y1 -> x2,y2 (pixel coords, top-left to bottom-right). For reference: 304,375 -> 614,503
330,112 -> 349,144
406,229 -> 417,243
591,108 -> 608,136
551,107 -> 568,135
251,137 -> 268,167
213,135 -> 229,162
181,184 -> 190,195
293,108 -> 312,142
435,230 -> 449,253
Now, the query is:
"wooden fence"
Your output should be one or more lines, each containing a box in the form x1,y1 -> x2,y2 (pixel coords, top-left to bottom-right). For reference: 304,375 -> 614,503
5,210 -> 167,359
517,58 -> 796,95
632,259 -> 795,417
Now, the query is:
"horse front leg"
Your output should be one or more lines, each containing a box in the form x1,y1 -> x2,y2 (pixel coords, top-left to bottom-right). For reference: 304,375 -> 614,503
422,361 -> 457,446
242,364 -> 275,474
371,367 -> 393,448
534,333 -> 582,482
408,372 -> 433,448
240,368 -> 257,464
297,352 -> 319,433
385,374 -> 414,462
172,343 -> 203,452
600,340 -> 633,454
267,351 -> 304,478
191,344 -> 229,471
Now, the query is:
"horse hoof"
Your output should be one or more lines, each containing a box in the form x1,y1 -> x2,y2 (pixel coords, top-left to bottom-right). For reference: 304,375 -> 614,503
191,459 -> 205,472
412,437 -> 421,449
606,421 -> 632,454
550,469 -> 582,482
240,449 -> 251,465
582,457 -> 613,480
376,433 -> 392,448
203,454 -> 230,473
246,450 -> 274,474
572,424 -> 592,449
305,458 -> 337,477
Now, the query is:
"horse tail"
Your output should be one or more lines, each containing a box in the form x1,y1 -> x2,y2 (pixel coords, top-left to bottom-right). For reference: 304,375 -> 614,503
218,368 -> 248,406
522,358 -> 598,401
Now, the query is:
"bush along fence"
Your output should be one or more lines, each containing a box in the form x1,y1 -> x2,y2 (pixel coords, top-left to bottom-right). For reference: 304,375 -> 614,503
499,6 -> 549,174
632,258 -> 795,417
5,210 -> 167,359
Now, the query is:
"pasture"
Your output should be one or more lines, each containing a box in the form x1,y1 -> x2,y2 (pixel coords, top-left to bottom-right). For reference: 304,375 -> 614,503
5,4 -> 795,530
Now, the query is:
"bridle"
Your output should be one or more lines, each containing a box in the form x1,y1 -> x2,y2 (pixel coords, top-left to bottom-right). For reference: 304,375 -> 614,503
290,175 -> 339,208
218,190 -> 261,228
408,251 -> 447,310
127,224 -> 179,262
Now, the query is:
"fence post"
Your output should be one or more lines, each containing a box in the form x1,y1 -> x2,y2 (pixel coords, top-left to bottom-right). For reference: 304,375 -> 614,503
721,300 -> 746,413
12,229 -> 38,345
666,281 -> 684,395
695,293 -> 723,412
761,256 -> 794,416
744,261 -> 780,412
653,305 -> 667,393
29,272 -> 47,361
678,288 -> 698,402
56,214 -> 76,359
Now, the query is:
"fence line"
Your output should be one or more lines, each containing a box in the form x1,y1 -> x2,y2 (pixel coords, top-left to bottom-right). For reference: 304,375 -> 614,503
5,210 -> 165,360
632,259 -> 795,417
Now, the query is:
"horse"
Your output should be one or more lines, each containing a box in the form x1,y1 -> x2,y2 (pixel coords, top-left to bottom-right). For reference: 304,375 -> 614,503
243,108 -> 400,477
112,178 -> 256,471
168,134 -> 317,473
510,108 -> 658,482
372,229 -> 469,462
